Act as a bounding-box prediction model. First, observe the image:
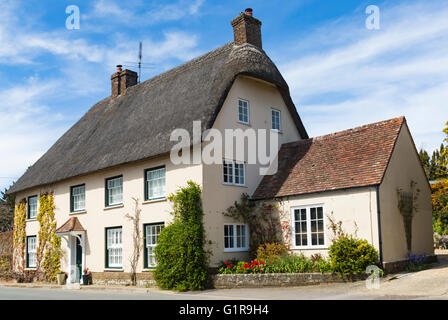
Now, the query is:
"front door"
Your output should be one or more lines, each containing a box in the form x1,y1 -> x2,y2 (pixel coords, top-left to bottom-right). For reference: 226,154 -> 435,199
75,236 -> 82,283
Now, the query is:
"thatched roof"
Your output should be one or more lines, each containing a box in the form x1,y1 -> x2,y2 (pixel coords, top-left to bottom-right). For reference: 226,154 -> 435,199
8,42 -> 308,194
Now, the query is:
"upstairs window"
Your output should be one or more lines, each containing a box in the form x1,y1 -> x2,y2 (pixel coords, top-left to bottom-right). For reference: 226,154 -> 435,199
223,160 -> 245,186
27,196 -> 38,220
106,227 -> 122,268
238,99 -> 249,124
271,109 -> 281,131
106,176 -> 123,207
145,167 -> 166,201
70,184 -> 85,212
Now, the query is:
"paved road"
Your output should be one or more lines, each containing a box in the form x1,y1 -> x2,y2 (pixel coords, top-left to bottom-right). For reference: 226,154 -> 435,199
1,253 -> 447,300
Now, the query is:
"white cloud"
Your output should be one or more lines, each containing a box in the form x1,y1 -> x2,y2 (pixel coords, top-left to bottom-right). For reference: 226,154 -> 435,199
278,1 -> 448,153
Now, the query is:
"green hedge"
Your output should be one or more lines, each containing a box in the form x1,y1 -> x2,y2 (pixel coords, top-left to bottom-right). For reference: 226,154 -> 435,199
153,181 -> 208,291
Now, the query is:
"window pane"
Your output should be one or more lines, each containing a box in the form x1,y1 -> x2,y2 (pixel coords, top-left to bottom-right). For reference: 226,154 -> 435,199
147,168 -> 166,199
223,162 -> 233,184
28,196 -> 38,219
107,177 -> 122,205
146,223 -> 164,267
234,163 -> 245,185
271,110 -> 281,131
238,100 -> 249,123
107,228 -> 122,267
72,185 -> 85,211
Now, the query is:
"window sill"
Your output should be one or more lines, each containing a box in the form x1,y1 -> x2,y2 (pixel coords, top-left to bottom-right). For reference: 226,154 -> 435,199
270,129 -> 283,134
142,197 -> 166,205
291,246 -> 328,250
26,218 -> 37,222
224,249 -> 249,253
142,268 -> 156,272
222,183 -> 247,188
70,210 -> 87,215
104,268 -> 124,272
24,268 -> 37,271
237,121 -> 251,127
104,204 -> 124,211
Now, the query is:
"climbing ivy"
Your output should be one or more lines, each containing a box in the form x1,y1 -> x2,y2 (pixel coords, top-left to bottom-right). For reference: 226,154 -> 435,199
36,193 -> 61,282
12,200 -> 27,273
397,180 -> 420,255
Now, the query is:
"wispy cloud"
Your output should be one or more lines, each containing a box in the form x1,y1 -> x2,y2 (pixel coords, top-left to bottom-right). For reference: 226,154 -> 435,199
85,0 -> 205,25
278,1 -> 448,152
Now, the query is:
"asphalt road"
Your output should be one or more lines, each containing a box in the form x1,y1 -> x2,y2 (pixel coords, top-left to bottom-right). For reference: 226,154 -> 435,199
1,252 -> 447,300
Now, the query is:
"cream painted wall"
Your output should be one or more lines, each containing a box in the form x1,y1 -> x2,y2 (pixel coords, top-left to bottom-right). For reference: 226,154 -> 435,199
202,75 -> 303,265
18,74 -> 303,271
275,187 -> 379,258
379,123 -> 434,263
19,155 -> 202,274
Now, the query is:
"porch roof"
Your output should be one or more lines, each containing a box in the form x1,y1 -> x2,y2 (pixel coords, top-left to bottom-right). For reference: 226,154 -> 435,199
55,217 -> 85,234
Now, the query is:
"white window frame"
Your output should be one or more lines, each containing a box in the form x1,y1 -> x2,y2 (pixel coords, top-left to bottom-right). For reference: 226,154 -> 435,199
106,176 -> 123,207
237,99 -> 250,125
223,223 -> 249,252
271,108 -> 281,132
106,227 -> 123,268
145,167 -> 166,201
222,160 -> 246,186
26,236 -> 37,268
145,223 -> 164,268
28,196 -> 38,220
291,205 -> 327,249
71,185 -> 85,212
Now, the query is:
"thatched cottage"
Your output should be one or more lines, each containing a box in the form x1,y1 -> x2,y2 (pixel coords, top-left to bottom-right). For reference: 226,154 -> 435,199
7,9 -> 434,284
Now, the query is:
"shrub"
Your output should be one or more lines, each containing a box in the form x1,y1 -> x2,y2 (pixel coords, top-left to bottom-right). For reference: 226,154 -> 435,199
153,181 -> 208,291
256,243 -> 288,263
328,236 -> 378,275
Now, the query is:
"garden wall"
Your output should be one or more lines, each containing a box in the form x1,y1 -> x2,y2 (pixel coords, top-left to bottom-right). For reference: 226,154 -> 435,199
210,273 -> 367,289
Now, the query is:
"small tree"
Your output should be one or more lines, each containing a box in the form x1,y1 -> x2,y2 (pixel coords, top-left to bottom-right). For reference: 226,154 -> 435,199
153,181 -> 208,291
125,198 -> 142,286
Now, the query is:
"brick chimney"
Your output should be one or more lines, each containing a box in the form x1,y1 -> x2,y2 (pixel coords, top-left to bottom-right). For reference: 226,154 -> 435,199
111,65 -> 138,98
231,8 -> 262,48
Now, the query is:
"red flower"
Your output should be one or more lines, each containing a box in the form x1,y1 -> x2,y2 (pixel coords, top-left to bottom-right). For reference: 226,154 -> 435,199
224,261 -> 227,264
260,261 -> 265,265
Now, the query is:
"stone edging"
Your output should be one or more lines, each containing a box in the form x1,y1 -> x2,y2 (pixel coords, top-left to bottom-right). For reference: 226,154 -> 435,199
210,273 -> 367,289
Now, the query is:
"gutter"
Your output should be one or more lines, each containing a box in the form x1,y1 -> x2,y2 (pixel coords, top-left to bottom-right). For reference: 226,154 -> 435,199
375,184 -> 384,267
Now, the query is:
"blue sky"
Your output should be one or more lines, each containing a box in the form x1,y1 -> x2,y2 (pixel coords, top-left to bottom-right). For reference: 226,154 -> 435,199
1,0 -> 447,191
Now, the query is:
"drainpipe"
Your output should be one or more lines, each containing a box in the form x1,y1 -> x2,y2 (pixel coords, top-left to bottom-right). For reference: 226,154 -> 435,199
376,184 -> 384,267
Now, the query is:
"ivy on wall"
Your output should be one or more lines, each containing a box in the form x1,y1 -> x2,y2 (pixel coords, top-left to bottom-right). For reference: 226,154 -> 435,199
36,192 -> 61,282
12,200 -> 27,273
397,180 -> 420,255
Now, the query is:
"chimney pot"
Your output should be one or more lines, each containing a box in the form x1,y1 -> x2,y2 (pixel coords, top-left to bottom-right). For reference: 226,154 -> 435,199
116,64 -> 123,72
245,8 -> 253,16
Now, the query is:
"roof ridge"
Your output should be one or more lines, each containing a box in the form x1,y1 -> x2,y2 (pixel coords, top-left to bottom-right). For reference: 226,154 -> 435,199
131,42 -> 235,91
282,117 -> 405,148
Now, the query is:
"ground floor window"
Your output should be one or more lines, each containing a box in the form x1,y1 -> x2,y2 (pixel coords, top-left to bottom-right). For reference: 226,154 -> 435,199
144,223 -> 164,268
291,205 -> 325,248
224,223 -> 248,252
106,227 -> 122,268
26,236 -> 37,268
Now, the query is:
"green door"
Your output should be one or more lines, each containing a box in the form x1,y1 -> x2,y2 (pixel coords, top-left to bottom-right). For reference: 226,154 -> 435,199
75,237 -> 82,283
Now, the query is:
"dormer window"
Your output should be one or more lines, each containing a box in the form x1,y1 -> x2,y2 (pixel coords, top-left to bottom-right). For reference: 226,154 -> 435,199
238,99 -> 249,124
